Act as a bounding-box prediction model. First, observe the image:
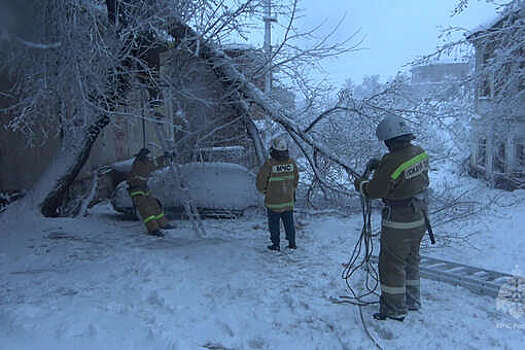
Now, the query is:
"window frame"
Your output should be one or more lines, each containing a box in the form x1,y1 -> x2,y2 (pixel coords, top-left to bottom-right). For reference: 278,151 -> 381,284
477,137 -> 487,168
493,141 -> 506,174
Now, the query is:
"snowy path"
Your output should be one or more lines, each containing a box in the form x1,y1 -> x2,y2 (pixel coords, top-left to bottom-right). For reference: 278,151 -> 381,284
1,204 -> 524,349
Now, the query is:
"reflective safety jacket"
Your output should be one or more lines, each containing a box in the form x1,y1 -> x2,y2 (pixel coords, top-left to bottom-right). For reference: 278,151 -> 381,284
364,143 -> 429,201
256,157 -> 299,213
363,143 -> 429,230
127,156 -> 168,192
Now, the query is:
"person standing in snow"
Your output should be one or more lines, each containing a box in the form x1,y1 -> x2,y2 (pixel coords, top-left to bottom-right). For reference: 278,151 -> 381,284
354,114 -> 430,322
127,148 -> 174,237
256,137 -> 299,251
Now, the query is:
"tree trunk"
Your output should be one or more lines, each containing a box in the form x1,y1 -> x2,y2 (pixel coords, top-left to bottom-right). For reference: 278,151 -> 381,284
40,115 -> 110,217
246,117 -> 267,166
226,88 -> 267,166
39,1 -> 160,217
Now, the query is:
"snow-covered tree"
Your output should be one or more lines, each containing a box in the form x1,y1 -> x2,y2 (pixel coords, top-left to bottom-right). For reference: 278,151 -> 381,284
0,0 -> 264,216
450,1 -> 524,116
0,0 -> 361,216
424,0 -> 524,188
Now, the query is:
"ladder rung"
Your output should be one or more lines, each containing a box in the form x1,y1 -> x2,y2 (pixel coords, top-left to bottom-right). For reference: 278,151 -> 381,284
443,266 -> 469,273
426,263 -> 448,269
472,271 -> 489,276
371,255 -> 516,298
483,273 -> 506,282
492,276 -> 511,284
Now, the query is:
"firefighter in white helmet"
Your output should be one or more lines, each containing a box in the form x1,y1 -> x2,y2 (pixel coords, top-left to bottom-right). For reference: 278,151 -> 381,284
355,114 -> 431,321
256,137 -> 299,251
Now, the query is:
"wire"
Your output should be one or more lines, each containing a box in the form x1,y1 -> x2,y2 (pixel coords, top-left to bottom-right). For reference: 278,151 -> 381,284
142,113 -> 146,149
340,173 -> 383,350
341,193 -> 380,306
358,305 -> 383,350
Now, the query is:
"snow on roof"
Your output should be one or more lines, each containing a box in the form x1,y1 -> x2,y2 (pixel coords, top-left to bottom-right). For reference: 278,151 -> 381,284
467,4 -> 523,38
411,60 -> 470,70
222,43 -> 258,51
469,14 -> 505,35
197,146 -> 245,152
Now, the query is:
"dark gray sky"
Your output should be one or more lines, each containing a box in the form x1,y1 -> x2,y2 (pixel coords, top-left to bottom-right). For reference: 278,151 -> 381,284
283,0 -> 499,87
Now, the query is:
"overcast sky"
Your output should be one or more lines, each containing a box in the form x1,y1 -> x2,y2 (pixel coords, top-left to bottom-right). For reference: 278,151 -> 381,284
270,0 -> 500,87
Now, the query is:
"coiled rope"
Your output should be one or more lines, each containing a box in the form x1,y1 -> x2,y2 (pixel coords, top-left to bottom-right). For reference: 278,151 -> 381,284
340,171 -> 383,350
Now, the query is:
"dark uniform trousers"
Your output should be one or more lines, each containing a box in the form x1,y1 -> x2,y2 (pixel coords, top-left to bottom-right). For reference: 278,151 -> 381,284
267,209 -> 296,247
379,205 -> 425,318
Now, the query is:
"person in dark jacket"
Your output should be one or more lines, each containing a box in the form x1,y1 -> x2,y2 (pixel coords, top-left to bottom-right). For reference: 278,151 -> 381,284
127,148 -> 174,237
355,115 -> 430,322
256,137 -> 299,251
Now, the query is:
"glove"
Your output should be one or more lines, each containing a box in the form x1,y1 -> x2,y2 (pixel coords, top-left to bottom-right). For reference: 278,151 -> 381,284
354,177 -> 367,193
366,158 -> 380,171
136,148 -> 151,160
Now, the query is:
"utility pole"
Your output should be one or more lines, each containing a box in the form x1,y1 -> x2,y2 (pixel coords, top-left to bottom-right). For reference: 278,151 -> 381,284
263,0 -> 277,143
263,0 -> 276,98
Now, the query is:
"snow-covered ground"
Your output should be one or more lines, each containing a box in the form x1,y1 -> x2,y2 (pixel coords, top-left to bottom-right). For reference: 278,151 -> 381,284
1,183 -> 524,349
426,160 -> 525,274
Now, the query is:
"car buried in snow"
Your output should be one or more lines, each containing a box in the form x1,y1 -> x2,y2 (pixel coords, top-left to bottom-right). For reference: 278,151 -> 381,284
110,161 -> 263,219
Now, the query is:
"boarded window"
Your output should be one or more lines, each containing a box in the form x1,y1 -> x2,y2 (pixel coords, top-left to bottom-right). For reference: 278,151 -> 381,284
477,138 -> 487,167
493,142 -> 506,173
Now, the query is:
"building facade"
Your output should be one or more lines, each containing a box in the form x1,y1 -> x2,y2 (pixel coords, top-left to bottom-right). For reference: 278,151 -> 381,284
410,61 -> 471,98
1,43 -> 293,196
467,6 -> 525,189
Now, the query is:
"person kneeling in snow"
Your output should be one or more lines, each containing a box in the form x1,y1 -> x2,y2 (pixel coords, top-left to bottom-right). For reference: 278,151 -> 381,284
127,148 -> 174,237
256,137 -> 299,251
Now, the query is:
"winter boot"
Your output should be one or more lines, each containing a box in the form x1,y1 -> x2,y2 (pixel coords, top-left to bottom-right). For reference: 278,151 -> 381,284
161,223 -> 175,230
287,243 -> 297,249
149,229 -> 165,237
267,244 -> 280,251
373,312 -> 405,322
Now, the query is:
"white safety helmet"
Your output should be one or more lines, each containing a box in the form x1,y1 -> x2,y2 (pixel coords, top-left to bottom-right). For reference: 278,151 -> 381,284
271,137 -> 288,151
375,114 -> 413,141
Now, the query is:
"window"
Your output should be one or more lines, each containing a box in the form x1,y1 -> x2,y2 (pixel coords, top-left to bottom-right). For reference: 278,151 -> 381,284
493,63 -> 511,97
518,47 -> 525,92
493,142 -> 506,173
482,49 -> 491,65
477,137 -> 487,168
516,143 -> 525,169
480,77 -> 492,98
479,45 -> 494,98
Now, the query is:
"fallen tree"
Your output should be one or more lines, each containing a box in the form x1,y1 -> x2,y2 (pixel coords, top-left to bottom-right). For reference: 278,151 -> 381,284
168,20 -> 363,180
2,0 -> 358,217
31,0 -> 272,216
40,115 -> 111,217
